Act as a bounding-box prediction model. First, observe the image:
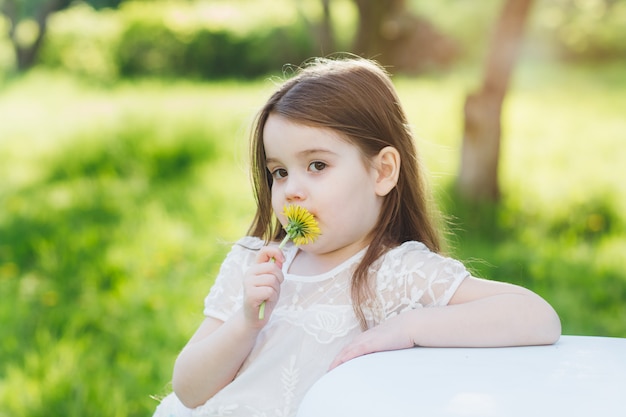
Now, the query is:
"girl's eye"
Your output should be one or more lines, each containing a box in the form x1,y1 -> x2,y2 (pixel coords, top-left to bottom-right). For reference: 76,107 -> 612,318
309,161 -> 326,172
271,168 -> 288,179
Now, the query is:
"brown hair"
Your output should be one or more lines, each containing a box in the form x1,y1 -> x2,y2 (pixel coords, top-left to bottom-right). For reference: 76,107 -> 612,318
247,57 -> 444,329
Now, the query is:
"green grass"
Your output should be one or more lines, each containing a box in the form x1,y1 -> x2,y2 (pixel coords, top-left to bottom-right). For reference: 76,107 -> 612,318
0,62 -> 625,416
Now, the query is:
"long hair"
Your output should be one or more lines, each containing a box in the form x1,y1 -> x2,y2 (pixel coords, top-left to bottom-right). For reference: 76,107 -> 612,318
247,57 -> 444,329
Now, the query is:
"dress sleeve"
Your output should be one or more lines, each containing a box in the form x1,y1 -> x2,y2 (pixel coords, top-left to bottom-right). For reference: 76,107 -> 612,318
202,237 -> 262,321
374,241 -> 470,320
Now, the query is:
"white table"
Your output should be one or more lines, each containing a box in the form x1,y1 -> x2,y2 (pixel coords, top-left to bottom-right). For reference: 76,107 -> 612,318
297,336 -> 626,417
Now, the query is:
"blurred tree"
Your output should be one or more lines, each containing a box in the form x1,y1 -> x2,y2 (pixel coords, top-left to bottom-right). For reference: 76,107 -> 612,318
295,0 -> 336,54
537,0 -> 626,61
351,0 -> 459,72
319,0 -> 335,53
0,0 -> 123,71
458,0 -> 534,201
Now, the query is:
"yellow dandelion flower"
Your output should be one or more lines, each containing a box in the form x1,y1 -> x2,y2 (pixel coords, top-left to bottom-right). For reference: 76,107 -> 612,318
282,205 -> 321,246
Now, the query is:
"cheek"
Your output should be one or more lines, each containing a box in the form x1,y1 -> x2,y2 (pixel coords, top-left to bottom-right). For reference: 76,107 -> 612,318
271,193 -> 288,225
341,175 -> 378,203
271,193 -> 281,213
325,183 -> 378,221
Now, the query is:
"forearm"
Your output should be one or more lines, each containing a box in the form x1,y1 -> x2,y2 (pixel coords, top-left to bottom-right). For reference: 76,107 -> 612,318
408,292 -> 561,348
329,278 -> 561,370
172,311 -> 259,408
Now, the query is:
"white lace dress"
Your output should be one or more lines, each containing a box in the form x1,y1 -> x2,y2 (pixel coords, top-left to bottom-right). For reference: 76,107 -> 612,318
153,236 -> 469,417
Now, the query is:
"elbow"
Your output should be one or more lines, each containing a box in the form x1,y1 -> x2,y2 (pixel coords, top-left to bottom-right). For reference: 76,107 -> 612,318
172,369 -> 199,409
172,380 -> 196,409
543,306 -> 562,345
172,357 -> 210,409
514,292 -> 561,346
532,298 -> 562,346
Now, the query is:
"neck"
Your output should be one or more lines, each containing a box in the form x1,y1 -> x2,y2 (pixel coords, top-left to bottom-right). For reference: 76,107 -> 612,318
288,240 -> 369,276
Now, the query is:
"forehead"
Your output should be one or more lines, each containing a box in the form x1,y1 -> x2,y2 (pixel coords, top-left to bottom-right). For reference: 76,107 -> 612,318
263,114 -> 357,158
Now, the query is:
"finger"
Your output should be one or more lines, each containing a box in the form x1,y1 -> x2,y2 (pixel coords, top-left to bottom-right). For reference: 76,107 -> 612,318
246,270 -> 283,311
328,356 -> 343,371
245,272 -> 282,297
245,261 -> 285,285
247,281 -> 280,321
256,246 -> 285,267
328,329 -> 389,370
328,350 -> 356,371
328,343 -> 369,370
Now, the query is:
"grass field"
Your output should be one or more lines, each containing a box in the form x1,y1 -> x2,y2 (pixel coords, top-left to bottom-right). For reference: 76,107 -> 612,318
0,61 -> 625,416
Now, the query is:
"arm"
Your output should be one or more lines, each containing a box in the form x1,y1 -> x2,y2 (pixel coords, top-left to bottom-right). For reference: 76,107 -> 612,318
172,246 -> 285,408
329,277 -> 561,369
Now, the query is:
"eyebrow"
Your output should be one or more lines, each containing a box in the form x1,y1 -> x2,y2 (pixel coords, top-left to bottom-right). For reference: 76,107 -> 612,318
265,148 -> 339,164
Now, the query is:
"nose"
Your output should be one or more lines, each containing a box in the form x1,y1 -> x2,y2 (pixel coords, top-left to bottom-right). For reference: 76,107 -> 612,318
283,174 -> 306,203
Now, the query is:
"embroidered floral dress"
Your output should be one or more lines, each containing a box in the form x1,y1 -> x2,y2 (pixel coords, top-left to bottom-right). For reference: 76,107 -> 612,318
153,236 -> 469,417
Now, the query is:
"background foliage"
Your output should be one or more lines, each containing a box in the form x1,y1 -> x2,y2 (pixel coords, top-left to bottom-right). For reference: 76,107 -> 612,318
4,0 -> 352,81
2,0 -> 625,81
0,1 -> 625,416
1,62 -> 624,417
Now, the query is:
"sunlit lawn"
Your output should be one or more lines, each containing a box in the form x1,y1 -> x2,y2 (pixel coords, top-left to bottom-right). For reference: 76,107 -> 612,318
0,61 -> 624,416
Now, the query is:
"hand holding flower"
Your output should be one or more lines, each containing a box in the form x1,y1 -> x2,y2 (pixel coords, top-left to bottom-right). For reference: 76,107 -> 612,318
258,205 -> 321,319
243,246 -> 285,326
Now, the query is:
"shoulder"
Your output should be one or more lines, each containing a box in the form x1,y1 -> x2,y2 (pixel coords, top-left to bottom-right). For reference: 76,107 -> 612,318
219,236 -> 265,266
379,240 -> 468,274
382,240 -> 434,263
373,241 -> 471,309
232,236 -> 265,252
211,237 -> 264,285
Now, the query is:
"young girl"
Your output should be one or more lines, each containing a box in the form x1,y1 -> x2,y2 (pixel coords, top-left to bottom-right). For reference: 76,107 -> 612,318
153,57 -> 560,417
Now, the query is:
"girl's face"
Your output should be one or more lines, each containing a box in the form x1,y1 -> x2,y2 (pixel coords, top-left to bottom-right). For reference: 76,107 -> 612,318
263,114 -> 384,262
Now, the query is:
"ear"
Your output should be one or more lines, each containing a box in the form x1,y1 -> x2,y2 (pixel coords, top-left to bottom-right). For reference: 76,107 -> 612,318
373,146 -> 400,196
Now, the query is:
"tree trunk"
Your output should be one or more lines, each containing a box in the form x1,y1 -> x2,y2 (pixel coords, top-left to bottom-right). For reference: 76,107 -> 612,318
318,0 -> 335,53
351,0 -> 459,73
352,0 -> 406,62
458,0 -> 534,201
3,0 -> 72,72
